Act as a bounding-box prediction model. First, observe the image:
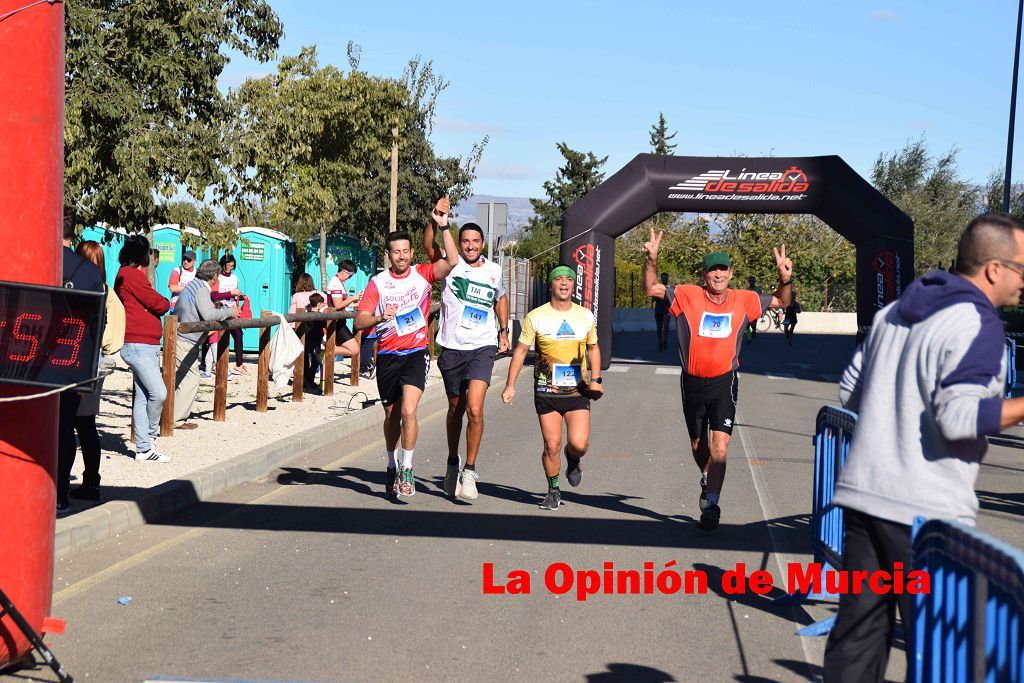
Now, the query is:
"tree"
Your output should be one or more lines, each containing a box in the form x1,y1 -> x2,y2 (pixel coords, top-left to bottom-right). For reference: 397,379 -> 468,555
224,45 -> 407,284
65,0 -> 283,230
516,143 -> 607,272
871,137 -> 980,275
649,113 -> 678,156
337,56 -> 486,262
983,168 -> 1024,220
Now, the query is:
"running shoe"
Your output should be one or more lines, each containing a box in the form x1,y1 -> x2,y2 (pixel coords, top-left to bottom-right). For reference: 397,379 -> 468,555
444,459 -> 460,499
399,466 -> 416,497
385,468 -> 398,502
539,489 -> 562,510
135,449 -> 170,463
458,469 -> 479,501
699,503 -> 721,531
699,474 -> 710,512
565,448 -> 583,487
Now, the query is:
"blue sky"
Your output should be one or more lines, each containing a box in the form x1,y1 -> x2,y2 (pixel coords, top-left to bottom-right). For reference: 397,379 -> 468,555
221,1 -> 1024,200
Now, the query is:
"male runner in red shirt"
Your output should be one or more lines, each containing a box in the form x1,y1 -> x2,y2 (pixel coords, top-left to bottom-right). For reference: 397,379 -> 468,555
642,227 -> 793,530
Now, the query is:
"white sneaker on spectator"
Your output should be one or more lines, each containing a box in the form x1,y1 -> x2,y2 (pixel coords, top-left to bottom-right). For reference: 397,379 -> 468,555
135,449 -> 170,463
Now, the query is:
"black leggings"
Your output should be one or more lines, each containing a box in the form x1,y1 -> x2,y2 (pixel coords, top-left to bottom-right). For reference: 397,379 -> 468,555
229,327 -> 244,367
73,415 -> 102,488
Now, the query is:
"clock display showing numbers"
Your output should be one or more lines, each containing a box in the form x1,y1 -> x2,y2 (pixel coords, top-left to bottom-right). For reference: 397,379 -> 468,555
0,280 -> 105,390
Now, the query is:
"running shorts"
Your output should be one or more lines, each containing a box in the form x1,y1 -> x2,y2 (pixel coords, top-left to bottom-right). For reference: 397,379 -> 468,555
437,345 -> 496,397
534,394 -> 591,416
680,370 -> 737,438
376,349 -> 430,407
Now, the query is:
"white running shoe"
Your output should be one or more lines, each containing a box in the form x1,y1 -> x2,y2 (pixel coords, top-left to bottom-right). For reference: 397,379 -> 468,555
135,449 -> 170,463
458,469 -> 479,501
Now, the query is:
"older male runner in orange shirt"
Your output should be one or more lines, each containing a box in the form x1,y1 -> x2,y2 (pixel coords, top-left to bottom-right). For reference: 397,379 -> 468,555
642,227 -> 793,530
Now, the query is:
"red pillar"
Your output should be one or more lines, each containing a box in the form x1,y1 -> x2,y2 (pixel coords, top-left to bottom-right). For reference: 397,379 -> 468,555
0,0 -> 65,666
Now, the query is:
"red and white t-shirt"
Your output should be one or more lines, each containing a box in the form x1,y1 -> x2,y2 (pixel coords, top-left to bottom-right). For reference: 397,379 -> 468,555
168,265 -> 197,307
356,263 -> 437,354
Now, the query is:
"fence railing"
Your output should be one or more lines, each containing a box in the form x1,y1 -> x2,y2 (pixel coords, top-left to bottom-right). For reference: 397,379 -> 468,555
911,518 -> 1024,683
153,305 -> 440,438
1007,337 -> 1018,398
812,405 -> 857,573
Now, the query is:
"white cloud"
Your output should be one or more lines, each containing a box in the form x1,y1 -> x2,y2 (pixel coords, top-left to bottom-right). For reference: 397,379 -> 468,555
870,9 -> 900,22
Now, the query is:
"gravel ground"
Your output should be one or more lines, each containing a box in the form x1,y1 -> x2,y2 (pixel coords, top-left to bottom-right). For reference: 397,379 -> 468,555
66,351 -> 442,494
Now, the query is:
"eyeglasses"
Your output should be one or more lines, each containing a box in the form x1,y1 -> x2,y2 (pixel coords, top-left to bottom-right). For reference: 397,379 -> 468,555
996,259 -> 1024,280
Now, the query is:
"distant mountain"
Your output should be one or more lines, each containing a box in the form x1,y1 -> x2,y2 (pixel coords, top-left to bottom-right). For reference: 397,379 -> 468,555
453,195 -> 536,231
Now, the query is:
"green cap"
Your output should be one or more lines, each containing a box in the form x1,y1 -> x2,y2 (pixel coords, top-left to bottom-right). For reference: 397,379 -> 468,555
549,265 -> 576,280
703,251 -> 732,270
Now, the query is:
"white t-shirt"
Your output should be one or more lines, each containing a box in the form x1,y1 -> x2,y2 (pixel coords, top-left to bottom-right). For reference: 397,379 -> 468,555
218,272 -> 239,308
326,274 -> 358,307
168,266 -> 197,307
438,256 -> 505,351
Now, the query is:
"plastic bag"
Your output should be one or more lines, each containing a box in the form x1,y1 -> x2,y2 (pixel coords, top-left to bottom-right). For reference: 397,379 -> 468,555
269,314 -> 303,389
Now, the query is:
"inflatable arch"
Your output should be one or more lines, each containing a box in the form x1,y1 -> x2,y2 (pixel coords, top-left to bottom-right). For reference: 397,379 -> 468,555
558,154 -> 914,366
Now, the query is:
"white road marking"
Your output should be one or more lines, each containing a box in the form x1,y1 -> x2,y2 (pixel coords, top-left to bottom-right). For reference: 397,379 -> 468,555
655,367 -> 682,375
766,372 -> 796,380
603,366 -> 630,373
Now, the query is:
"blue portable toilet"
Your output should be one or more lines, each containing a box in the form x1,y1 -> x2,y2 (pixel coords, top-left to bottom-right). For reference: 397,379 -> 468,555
151,224 -> 208,301
304,234 -> 376,333
79,225 -> 128,289
233,227 -> 295,351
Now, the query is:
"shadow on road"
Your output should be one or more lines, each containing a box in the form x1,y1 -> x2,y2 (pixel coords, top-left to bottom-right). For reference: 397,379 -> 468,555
584,662 -> 677,681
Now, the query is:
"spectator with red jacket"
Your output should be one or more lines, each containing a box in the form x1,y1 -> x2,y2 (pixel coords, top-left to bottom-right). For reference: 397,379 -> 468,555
114,234 -> 172,463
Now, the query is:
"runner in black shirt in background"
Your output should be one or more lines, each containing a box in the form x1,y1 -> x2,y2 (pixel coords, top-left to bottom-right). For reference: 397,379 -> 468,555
653,272 -> 670,351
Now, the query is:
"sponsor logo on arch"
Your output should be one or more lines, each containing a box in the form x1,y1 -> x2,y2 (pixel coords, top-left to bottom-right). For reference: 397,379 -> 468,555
668,166 -> 810,202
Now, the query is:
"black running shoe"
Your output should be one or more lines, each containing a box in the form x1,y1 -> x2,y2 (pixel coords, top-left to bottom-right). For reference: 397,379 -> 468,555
699,503 -> 721,531
385,468 -> 398,502
539,489 -> 562,510
565,449 -> 583,487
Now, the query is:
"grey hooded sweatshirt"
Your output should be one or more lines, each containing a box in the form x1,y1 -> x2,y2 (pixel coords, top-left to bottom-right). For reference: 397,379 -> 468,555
830,270 -> 1006,527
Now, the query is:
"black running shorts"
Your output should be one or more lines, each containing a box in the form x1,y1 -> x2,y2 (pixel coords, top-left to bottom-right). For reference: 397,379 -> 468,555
376,349 -> 430,407
680,370 -> 738,439
437,346 -> 496,397
335,319 -> 355,344
534,394 -> 591,416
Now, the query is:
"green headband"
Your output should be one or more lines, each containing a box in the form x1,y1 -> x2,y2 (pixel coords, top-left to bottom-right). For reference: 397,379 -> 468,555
549,265 -> 576,280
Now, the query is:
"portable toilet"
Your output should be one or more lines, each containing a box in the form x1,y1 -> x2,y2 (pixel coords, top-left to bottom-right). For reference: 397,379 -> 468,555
79,225 -> 128,289
151,224 -> 207,301
234,227 -> 295,351
304,233 -> 376,333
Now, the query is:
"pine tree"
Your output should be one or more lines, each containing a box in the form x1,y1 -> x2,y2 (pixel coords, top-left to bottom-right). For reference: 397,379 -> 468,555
649,113 -> 678,156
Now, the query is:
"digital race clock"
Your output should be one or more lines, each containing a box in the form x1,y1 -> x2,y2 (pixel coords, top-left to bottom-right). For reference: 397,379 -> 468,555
0,280 -> 105,390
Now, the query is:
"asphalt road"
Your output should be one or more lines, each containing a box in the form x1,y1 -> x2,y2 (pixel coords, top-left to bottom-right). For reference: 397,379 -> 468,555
8,331 -> 1023,682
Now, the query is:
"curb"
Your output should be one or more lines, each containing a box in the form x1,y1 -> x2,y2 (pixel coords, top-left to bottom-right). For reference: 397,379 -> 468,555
54,356 -> 512,560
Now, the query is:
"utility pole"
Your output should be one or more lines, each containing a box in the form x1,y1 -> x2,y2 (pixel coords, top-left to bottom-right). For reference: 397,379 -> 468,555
389,127 -> 399,234
1005,0 -> 1024,212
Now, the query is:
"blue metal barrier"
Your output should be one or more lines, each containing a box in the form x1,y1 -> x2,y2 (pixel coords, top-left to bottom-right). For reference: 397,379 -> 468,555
1007,337 -> 1018,398
785,406 -> 858,637
912,518 -> 1024,683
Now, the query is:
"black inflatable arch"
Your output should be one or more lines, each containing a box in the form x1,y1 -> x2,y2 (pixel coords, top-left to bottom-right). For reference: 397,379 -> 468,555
558,154 -> 914,367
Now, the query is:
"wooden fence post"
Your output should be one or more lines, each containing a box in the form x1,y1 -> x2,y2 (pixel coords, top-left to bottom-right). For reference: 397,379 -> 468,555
323,308 -> 336,397
351,331 -> 360,387
159,315 -> 177,437
214,331 -> 229,421
293,323 -> 305,402
428,315 -> 437,361
257,312 -> 272,412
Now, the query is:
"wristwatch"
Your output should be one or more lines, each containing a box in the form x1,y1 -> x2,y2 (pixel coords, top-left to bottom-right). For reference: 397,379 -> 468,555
499,327 -> 510,334
591,377 -> 603,384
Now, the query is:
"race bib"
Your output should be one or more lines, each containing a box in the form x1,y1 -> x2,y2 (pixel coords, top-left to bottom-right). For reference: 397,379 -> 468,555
551,363 -> 582,388
459,304 -> 489,329
698,311 -> 732,338
394,306 -> 427,337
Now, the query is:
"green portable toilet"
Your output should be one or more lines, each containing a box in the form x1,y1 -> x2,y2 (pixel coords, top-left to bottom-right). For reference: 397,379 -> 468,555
151,224 -> 208,301
234,227 -> 295,351
304,234 -> 376,333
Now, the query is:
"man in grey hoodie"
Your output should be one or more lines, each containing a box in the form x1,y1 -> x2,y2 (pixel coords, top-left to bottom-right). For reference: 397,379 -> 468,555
823,212 -> 1024,682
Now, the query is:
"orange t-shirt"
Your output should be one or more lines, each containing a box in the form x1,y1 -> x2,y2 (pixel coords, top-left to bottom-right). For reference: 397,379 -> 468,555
667,284 -> 769,378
